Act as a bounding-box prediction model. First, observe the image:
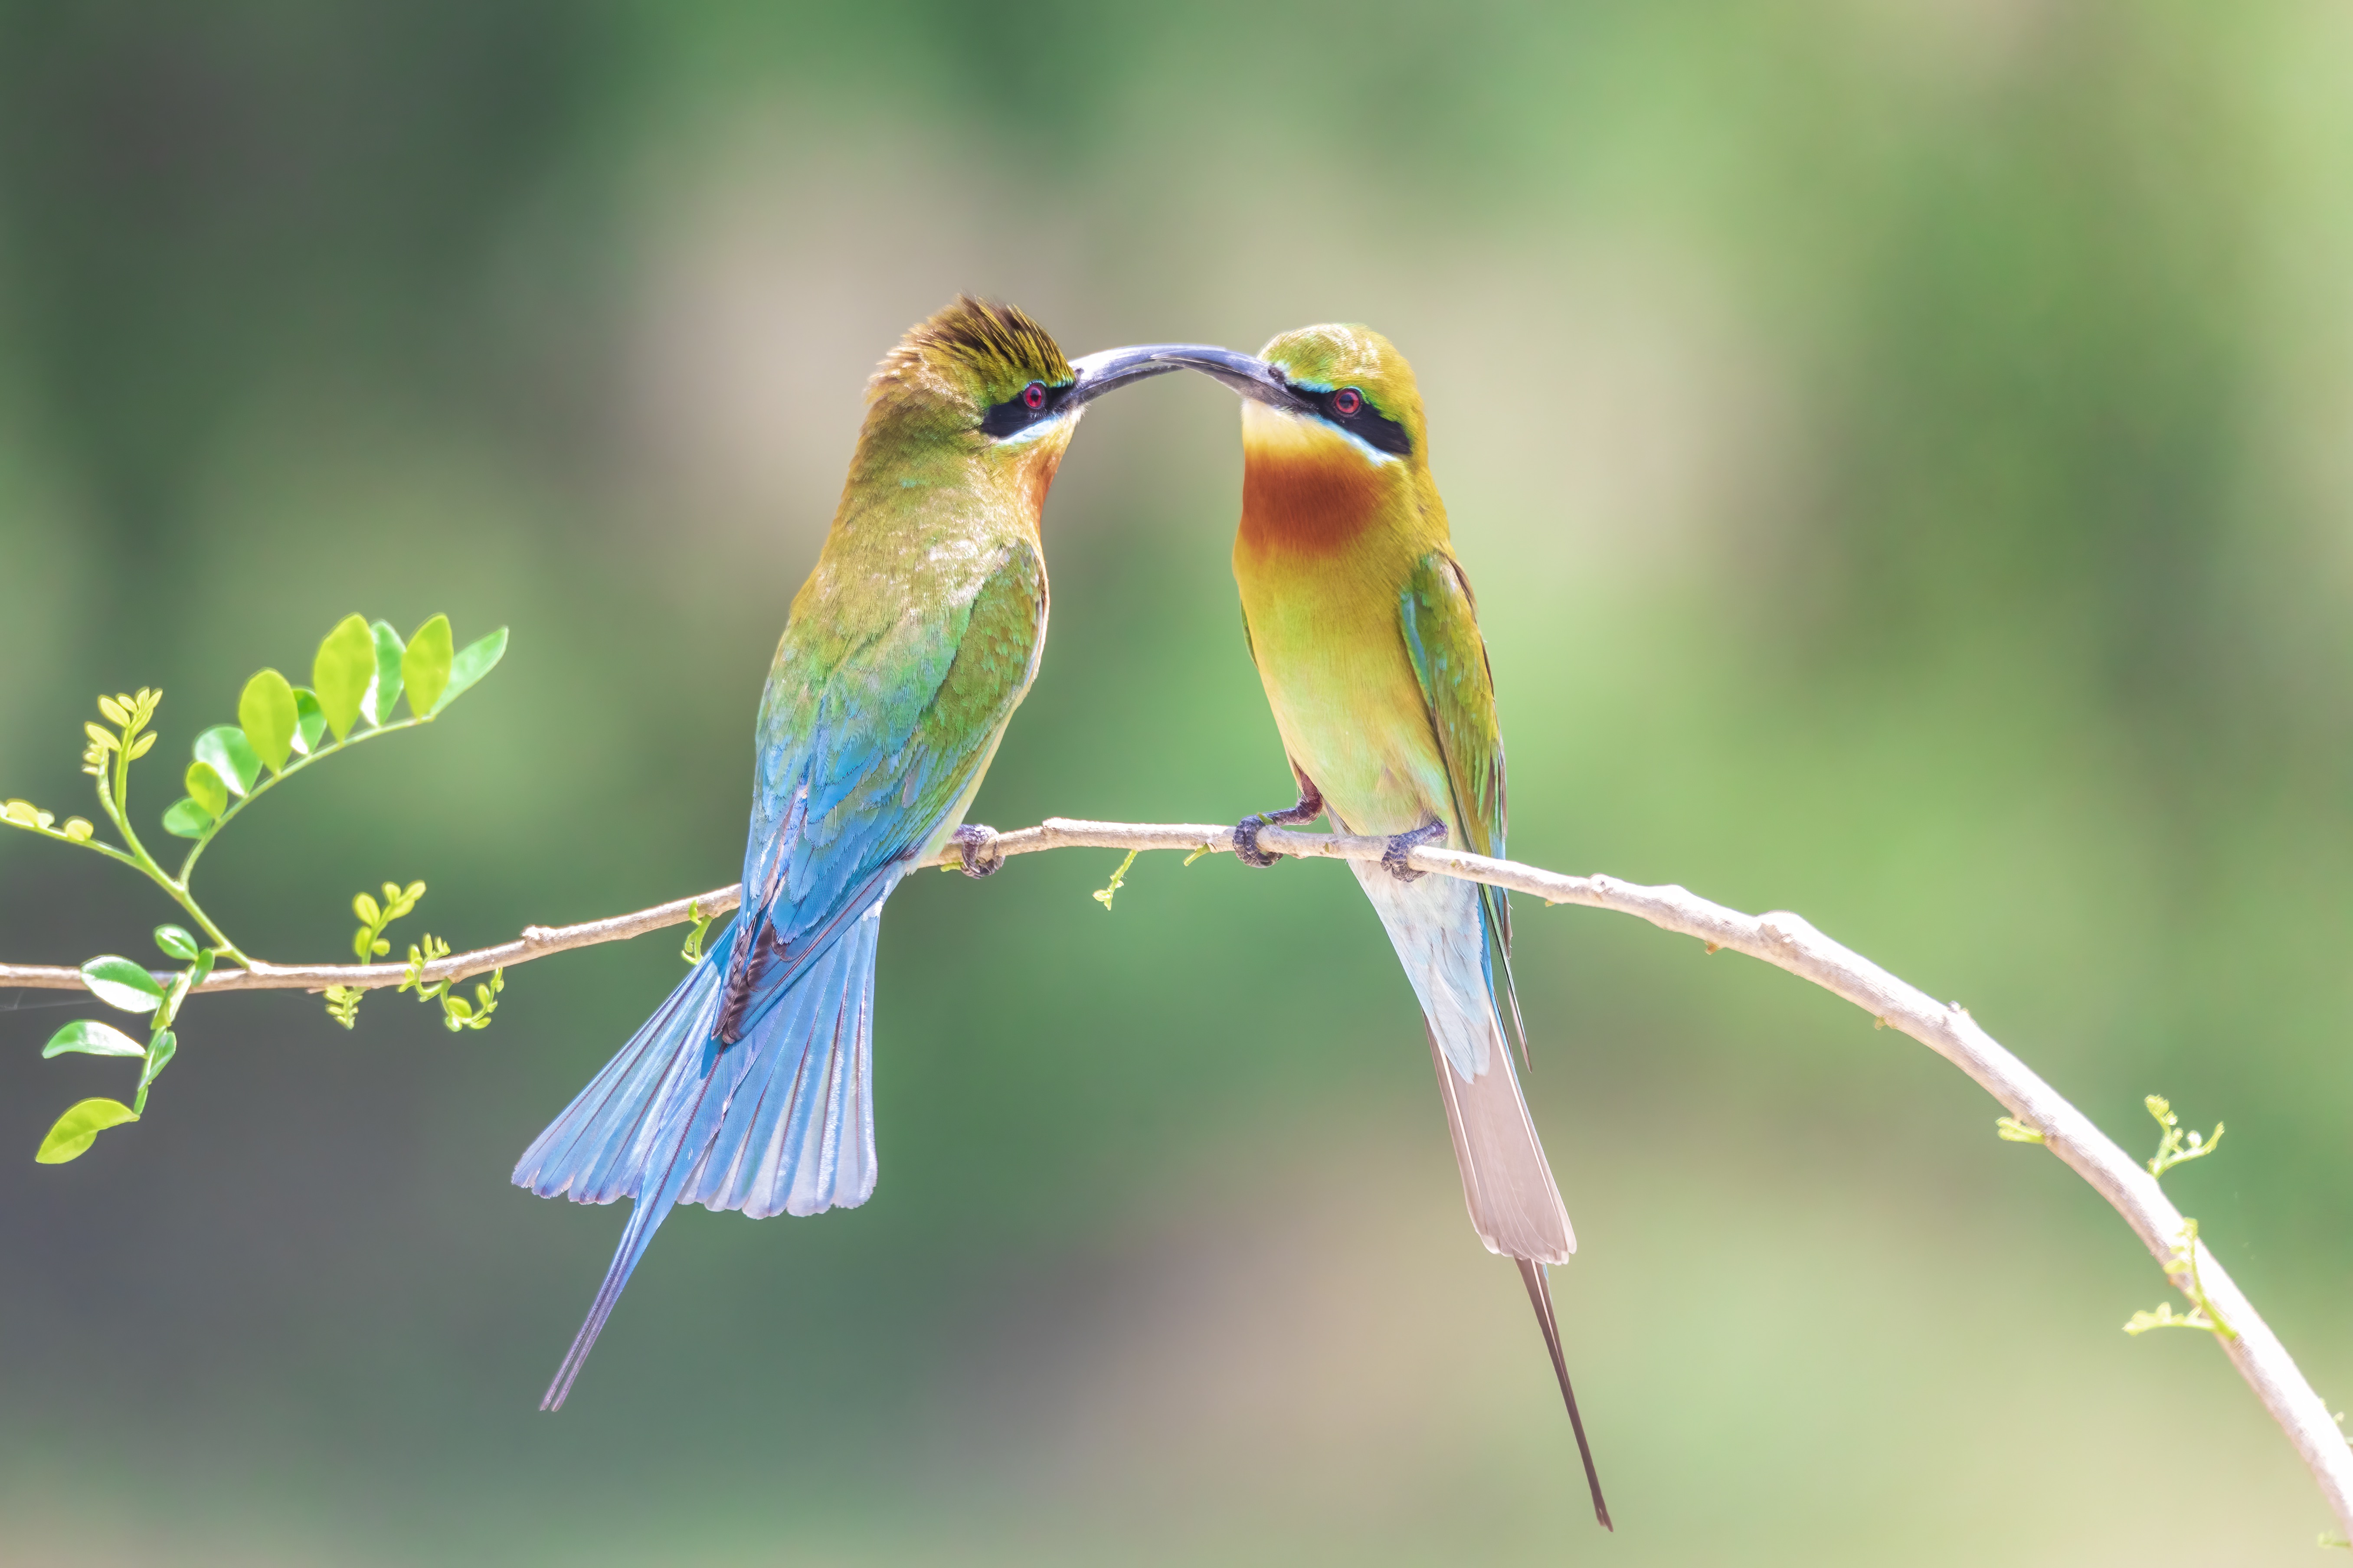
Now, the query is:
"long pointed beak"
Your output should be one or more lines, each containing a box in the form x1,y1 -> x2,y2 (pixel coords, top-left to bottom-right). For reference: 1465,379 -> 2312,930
1065,343 -> 1313,413
1126,345 -> 1314,412
1064,344 -> 1186,407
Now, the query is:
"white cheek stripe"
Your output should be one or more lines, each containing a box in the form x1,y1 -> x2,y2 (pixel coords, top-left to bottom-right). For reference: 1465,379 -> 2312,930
994,407 -> 1080,447
1258,405 -> 1402,469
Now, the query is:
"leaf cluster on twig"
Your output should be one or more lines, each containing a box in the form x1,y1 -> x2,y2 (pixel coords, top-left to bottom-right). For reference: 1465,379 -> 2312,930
4,613 -> 505,1162
398,934 -> 504,1032
2117,1098 -> 2235,1340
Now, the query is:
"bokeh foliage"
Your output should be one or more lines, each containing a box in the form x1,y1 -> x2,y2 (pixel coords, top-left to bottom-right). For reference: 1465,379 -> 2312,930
3,1 -> 2350,1561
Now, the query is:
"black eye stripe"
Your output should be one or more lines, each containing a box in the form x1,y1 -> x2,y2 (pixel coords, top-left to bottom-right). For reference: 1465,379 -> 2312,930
979,379 -> 1076,438
1290,382 -> 1412,456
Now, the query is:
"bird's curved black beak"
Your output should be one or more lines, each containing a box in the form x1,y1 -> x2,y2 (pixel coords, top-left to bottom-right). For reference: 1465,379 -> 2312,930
1066,343 -> 1314,413
1129,345 -> 1315,413
1064,344 -> 1184,406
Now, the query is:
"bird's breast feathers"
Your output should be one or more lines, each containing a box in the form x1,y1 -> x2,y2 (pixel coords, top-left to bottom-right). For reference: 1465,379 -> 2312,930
1236,402 -> 1410,563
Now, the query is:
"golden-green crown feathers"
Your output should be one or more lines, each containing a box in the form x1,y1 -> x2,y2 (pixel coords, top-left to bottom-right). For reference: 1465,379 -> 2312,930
870,296 -> 1072,412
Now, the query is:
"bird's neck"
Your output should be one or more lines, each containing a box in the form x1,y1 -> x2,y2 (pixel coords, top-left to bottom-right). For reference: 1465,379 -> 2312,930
1237,413 -> 1423,566
1011,435 -> 1067,523
839,418 -> 1072,546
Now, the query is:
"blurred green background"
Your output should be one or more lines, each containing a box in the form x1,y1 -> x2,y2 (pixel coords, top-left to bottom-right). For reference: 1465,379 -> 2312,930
3,1 -> 2350,1561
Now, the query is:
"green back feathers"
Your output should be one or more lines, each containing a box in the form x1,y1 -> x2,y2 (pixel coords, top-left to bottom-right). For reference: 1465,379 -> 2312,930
869,296 -> 1073,421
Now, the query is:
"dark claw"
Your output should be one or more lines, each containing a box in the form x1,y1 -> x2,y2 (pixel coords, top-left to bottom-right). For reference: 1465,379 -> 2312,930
1232,814 -> 1281,868
1383,820 -> 1448,882
953,823 -> 1005,879
1233,778 -> 1325,869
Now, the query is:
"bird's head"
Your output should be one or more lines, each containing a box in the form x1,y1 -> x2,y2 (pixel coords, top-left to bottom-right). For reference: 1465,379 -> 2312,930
1238,323 -> 1424,472
861,297 -> 1194,498
1107,327 -> 1434,553
1121,326 -> 1430,499
868,296 -> 1073,440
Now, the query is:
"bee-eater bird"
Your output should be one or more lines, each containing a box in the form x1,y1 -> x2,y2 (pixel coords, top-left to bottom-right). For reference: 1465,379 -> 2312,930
513,297 -> 1185,1411
1145,327 -> 1610,1528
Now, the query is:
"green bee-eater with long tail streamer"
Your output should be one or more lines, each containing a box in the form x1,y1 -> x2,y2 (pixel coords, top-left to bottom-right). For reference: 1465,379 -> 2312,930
514,298 -> 1198,1410
1147,327 -> 1611,1529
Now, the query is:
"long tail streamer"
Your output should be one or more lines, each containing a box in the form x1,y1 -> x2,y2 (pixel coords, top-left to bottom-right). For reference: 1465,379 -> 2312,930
1518,1259 -> 1611,1531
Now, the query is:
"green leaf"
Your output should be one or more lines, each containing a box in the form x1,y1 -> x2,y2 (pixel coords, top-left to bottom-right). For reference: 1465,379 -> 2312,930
314,614 -> 375,741
42,1020 -> 148,1058
402,614 -> 454,718
289,687 -> 326,755
153,925 -> 199,961
436,627 -> 508,713
239,669 -> 298,774
80,956 -> 166,1014
36,1098 -> 139,1164
194,726 -> 262,797
140,1029 -> 177,1091
364,621 -> 406,725
161,797 -> 214,838
185,759 -> 229,818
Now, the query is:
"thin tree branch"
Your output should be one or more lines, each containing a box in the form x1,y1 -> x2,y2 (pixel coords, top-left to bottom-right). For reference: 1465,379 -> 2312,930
0,885 -> 743,996
0,819 -> 1236,995
6,813 -> 2347,1532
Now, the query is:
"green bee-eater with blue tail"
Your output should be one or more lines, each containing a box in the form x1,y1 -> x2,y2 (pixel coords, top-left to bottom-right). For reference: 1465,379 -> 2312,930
513,298 -> 1193,1411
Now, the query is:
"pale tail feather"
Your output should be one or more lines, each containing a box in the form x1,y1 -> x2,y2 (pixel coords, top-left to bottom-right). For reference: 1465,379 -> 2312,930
1424,1022 -> 1574,1262
1357,861 -> 1601,1518
1353,863 -> 1573,1264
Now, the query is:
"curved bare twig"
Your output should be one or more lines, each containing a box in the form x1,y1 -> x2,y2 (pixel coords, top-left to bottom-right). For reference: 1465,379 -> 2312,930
6,813 -> 2347,1533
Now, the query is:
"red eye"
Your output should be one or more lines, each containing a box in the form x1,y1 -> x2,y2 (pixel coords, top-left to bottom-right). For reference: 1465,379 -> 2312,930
1021,381 -> 1047,412
1331,388 -> 1363,416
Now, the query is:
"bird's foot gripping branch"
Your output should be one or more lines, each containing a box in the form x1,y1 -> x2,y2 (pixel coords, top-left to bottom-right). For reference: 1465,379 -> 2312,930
4,612 -> 506,1163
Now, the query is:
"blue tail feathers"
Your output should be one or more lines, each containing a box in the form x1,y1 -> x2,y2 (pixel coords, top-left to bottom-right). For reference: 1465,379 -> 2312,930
515,897 -> 887,1409
513,937 -> 728,1208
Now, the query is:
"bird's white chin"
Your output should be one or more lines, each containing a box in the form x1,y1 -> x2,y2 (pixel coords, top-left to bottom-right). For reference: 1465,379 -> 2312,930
994,407 -> 1081,447
1241,398 -> 1401,469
